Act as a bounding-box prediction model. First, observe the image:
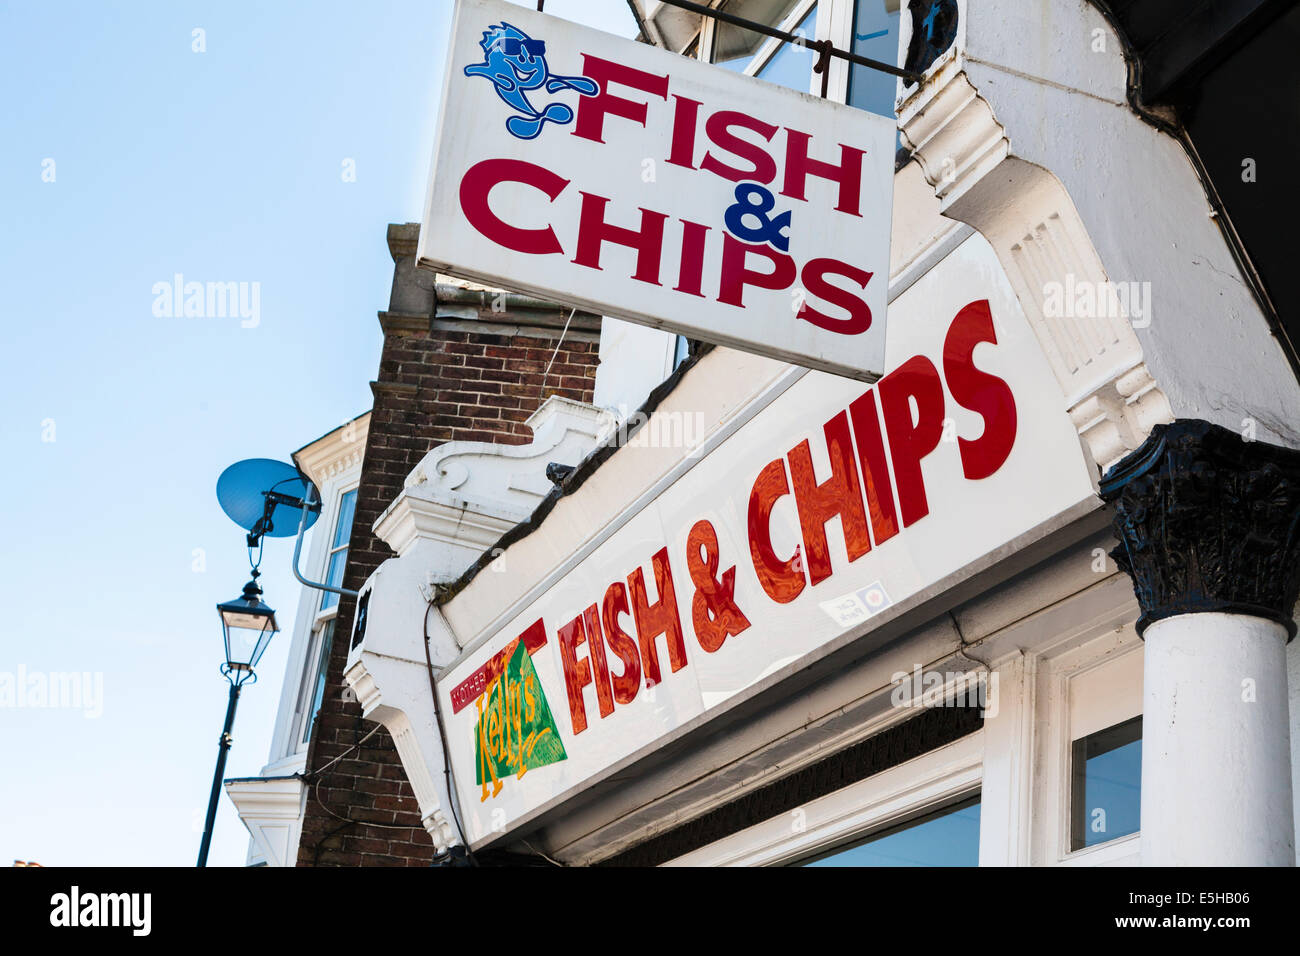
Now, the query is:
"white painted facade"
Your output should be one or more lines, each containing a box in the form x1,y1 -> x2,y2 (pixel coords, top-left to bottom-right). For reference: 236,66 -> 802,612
224,413 -> 369,867
301,0 -> 1300,866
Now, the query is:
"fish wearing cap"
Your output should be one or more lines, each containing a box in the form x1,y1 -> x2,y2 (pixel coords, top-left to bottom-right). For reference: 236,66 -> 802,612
464,22 -> 598,140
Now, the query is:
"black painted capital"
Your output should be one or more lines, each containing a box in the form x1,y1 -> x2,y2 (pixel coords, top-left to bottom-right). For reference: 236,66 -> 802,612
1099,419 -> 1300,639
904,0 -> 959,76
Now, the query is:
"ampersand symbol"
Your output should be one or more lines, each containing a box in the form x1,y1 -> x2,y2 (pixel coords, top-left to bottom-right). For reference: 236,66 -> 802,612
723,182 -> 792,252
687,519 -> 752,653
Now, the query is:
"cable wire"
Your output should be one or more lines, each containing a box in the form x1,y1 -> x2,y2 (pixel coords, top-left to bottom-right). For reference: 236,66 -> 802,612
542,306 -> 577,397
424,599 -> 473,857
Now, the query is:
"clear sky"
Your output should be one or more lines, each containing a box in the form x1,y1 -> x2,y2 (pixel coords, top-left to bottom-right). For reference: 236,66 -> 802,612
0,0 -> 639,867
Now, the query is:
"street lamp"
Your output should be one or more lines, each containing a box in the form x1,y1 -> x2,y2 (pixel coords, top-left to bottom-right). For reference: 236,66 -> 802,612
197,569 -> 279,867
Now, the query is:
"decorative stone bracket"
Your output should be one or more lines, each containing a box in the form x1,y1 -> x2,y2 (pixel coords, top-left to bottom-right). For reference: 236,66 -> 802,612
896,0 -> 1172,473
342,395 -> 615,852
223,776 -> 307,867
344,658 -> 461,852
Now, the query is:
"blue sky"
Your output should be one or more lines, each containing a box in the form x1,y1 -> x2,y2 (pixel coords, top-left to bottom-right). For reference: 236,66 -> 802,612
0,0 -> 638,867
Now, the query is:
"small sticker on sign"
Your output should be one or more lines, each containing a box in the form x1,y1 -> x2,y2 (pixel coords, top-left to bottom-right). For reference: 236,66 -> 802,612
819,581 -> 892,628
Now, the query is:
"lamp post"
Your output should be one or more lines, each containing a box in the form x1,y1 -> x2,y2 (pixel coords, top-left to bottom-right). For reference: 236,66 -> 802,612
197,569 -> 279,867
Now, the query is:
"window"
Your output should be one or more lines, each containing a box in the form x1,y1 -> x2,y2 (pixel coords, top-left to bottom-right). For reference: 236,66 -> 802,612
319,489 -> 357,611
1070,716 -> 1142,851
287,485 -> 357,750
664,732 -> 983,866
711,1 -> 819,93
800,795 -> 981,866
1030,630 -> 1143,865
672,334 -> 691,370
711,0 -> 802,70
847,0 -> 903,118
298,620 -> 336,745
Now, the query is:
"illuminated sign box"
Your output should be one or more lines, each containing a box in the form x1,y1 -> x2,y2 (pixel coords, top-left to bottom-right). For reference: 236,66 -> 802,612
419,0 -> 896,382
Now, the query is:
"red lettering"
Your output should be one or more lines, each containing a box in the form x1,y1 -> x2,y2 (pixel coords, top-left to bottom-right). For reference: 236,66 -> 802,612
673,220 -> 710,298
686,519 -> 751,652
700,110 -> 778,184
665,95 -> 702,169
573,55 -> 669,143
601,582 -> 642,705
747,458 -> 805,603
556,614 -> 593,734
782,130 -> 865,216
877,356 -> 946,527
943,299 -> 1018,480
798,258 -> 873,335
847,389 -> 900,546
627,548 -> 687,687
718,234 -> 797,308
581,604 -> 615,720
458,158 -> 568,255
572,192 -> 667,285
788,411 -> 872,586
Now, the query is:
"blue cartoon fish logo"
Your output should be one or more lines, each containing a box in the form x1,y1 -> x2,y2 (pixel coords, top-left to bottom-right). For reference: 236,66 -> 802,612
464,22 -> 598,140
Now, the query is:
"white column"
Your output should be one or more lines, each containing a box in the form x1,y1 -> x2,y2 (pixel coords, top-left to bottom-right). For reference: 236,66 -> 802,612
1141,612 -> 1295,866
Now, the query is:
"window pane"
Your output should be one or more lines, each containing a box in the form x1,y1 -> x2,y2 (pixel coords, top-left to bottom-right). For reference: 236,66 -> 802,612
1071,716 -> 1142,850
712,0 -> 803,71
289,632 -> 317,748
320,490 -> 358,611
673,335 -> 690,369
302,620 -> 336,744
712,3 -> 819,95
848,0 -> 903,118
333,489 -> 357,549
755,5 -> 818,92
320,548 -> 348,611
801,796 -> 981,866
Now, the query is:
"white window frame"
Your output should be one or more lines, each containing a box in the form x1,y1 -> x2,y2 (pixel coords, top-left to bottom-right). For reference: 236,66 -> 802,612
315,485 -> 358,623
664,731 -> 982,866
291,618 -> 337,748
1032,627 -> 1144,866
703,0 -> 825,93
698,0 -> 899,104
287,480 -> 359,753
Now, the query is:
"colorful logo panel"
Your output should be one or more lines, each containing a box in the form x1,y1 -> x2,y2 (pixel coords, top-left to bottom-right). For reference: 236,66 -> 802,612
474,638 -> 567,800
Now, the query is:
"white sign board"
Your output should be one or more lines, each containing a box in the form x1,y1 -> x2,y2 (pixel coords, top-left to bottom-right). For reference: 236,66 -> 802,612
436,236 -> 1098,842
419,0 -> 896,381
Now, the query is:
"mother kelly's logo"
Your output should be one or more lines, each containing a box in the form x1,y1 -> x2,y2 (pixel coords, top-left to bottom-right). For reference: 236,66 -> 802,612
464,21 -> 597,140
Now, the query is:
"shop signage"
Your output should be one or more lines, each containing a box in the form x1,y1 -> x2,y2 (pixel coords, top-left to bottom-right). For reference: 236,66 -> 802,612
418,0 -> 896,382
437,237 -> 1098,840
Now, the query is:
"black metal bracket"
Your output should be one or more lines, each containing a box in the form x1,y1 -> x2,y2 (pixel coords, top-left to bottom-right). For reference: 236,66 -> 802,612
812,38 -> 833,97
246,489 -> 321,548
654,0 -> 923,86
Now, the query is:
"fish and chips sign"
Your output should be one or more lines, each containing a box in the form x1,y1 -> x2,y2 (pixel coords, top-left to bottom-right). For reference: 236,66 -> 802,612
437,235 -> 1099,843
418,0 -> 897,381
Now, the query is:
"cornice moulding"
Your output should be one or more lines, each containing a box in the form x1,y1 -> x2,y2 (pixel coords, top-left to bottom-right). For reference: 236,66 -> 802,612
293,412 -> 371,489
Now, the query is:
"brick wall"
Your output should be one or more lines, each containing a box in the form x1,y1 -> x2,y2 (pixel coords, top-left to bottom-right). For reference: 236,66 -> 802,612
295,224 -> 600,866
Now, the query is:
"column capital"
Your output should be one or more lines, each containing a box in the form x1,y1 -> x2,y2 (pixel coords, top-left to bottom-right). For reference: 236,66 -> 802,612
1100,419 -> 1300,638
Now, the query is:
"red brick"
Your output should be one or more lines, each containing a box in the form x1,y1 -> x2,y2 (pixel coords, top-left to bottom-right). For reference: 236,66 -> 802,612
296,269 -> 599,867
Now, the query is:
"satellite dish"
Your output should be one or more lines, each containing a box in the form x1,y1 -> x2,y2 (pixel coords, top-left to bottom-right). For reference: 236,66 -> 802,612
217,459 -> 320,544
